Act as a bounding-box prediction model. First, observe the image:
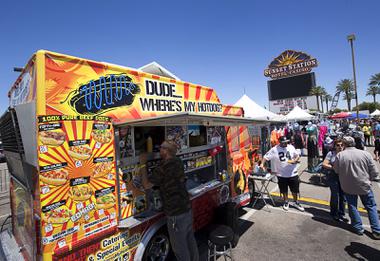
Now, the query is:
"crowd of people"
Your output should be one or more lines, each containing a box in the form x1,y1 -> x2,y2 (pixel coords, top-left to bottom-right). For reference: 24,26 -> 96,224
264,118 -> 380,240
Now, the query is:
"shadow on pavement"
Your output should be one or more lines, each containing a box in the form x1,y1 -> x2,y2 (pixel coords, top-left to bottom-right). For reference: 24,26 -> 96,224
344,241 -> 380,261
195,210 -> 254,261
300,173 -> 329,187
306,206 -> 354,233
248,199 -> 277,210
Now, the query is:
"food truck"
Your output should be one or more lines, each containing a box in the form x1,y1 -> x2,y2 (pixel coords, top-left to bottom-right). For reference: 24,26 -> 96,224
0,50 -> 267,260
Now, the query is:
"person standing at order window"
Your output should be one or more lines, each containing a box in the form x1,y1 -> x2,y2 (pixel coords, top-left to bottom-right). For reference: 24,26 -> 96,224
141,140 -> 199,261
260,136 -> 304,212
333,136 -> 380,239
322,139 -> 348,222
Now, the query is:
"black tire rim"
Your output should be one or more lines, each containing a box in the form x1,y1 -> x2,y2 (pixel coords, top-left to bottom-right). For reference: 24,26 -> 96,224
146,233 -> 170,261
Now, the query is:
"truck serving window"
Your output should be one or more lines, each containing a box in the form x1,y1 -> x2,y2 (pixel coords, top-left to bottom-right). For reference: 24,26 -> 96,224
134,126 -> 165,155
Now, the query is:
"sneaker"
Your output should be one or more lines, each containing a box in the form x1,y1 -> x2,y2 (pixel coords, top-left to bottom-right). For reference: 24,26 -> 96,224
372,231 -> 380,240
292,202 -> 305,212
332,216 -> 341,222
353,229 -> 364,236
283,201 -> 289,211
333,216 -> 349,223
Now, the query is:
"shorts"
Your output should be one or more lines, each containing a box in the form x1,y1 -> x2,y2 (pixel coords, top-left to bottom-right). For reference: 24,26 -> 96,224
277,176 -> 300,194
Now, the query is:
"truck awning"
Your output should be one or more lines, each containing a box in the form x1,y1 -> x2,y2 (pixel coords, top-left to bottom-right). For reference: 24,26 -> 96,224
114,112 -> 270,127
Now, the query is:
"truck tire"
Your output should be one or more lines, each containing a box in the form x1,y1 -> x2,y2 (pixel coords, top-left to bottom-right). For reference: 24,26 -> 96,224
142,228 -> 173,261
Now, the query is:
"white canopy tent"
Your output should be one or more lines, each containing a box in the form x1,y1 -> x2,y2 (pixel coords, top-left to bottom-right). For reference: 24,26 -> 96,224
371,109 -> 380,117
234,94 -> 284,121
285,106 -> 315,121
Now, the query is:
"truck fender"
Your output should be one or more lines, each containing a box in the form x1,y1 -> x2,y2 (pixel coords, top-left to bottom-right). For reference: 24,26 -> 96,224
133,217 -> 167,261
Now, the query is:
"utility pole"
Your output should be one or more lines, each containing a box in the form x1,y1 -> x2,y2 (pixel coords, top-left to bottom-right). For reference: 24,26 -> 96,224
347,34 -> 359,123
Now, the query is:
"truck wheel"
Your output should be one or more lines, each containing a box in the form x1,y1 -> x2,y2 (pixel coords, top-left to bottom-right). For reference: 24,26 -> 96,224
142,228 -> 173,261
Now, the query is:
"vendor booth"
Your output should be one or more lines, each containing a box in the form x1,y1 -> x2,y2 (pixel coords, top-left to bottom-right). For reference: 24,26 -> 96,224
329,112 -> 351,119
234,94 -> 283,121
348,112 -> 369,119
371,109 -> 380,117
285,106 -> 314,121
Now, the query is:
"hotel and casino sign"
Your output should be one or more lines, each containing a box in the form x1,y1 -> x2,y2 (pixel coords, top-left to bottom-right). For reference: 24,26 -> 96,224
264,50 -> 318,79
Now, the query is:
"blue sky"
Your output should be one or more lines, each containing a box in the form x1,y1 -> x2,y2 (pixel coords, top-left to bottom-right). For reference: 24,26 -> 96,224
0,0 -> 379,113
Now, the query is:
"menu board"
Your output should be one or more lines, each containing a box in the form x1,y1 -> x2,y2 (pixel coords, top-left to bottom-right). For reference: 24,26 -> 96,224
37,115 -> 117,255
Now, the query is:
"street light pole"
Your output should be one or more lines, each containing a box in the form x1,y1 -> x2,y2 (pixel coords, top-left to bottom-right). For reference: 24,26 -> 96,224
347,34 -> 359,123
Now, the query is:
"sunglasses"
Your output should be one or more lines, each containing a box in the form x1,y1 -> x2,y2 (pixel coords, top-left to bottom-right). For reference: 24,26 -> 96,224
336,144 -> 343,147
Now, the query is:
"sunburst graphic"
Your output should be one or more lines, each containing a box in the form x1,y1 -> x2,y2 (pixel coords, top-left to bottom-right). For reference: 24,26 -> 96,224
275,52 -> 303,66
268,50 -> 312,68
38,119 -> 118,254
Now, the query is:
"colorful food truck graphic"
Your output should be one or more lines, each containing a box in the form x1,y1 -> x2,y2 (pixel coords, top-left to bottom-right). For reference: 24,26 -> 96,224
0,50 -> 266,260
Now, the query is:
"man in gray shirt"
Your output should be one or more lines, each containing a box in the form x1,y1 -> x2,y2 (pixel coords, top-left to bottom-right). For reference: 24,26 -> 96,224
333,136 -> 380,239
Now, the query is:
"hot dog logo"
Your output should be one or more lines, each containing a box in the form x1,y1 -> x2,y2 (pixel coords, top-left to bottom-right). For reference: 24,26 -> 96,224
61,74 -> 141,115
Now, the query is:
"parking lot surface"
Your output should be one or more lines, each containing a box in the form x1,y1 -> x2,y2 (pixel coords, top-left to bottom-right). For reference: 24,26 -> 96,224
197,153 -> 380,261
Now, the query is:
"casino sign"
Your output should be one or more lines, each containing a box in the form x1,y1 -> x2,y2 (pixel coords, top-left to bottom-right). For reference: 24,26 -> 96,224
264,50 -> 318,80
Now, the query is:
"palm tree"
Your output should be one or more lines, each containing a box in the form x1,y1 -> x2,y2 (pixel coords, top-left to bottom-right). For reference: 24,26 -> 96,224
309,86 -> 324,112
366,85 -> 379,103
368,73 -> 380,104
319,87 -> 327,113
336,79 -> 354,111
324,94 -> 332,112
343,92 -> 355,111
369,73 -> 380,87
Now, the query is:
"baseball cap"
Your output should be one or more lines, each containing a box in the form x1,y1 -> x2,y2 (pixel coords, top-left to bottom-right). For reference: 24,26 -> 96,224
342,136 -> 355,147
279,136 -> 289,143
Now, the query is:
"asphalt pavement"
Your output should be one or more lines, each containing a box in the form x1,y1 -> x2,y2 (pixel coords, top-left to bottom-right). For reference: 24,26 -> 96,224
215,148 -> 380,261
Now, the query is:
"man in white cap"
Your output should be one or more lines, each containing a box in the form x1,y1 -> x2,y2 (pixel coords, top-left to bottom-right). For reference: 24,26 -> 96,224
333,136 -> 380,239
261,136 -> 304,211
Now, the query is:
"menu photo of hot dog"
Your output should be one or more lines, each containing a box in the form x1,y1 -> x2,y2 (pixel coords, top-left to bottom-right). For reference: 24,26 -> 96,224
95,187 -> 116,209
42,201 -> 72,225
39,163 -> 69,186
43,207 -> 72,224
68,140 -> 92,160
91,123 -> 112,144
40,169 -> 69,186
68,184 -> 93,201
92,162 -> 113,178
38,123 -> 66,146
96,194 -> 116,209
92,157 -> 114,178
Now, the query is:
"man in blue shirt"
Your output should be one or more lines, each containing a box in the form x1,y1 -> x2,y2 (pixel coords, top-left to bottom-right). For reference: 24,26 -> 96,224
375,121 -> 380,138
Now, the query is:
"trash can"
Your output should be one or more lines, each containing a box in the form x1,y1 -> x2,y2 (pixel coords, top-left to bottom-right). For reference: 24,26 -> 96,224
214,202 -> 239,247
